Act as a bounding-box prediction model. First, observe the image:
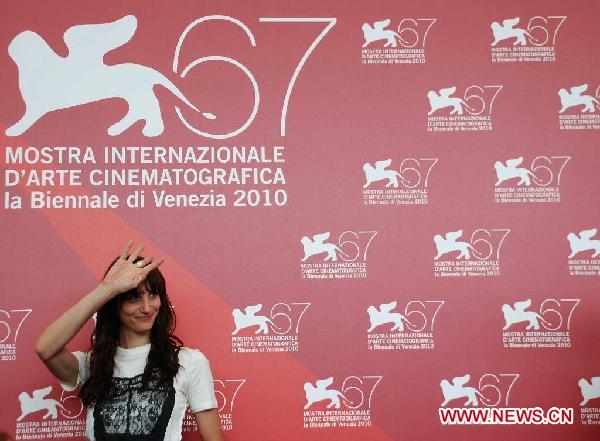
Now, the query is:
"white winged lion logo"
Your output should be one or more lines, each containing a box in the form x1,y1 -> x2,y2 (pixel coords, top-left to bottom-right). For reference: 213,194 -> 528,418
440,374 -> 490,407
6,15 -> 215,137
490,18 -> 533,46
17,386 -> 72,421
303,377 -> 350,409
494,157 -> 537,186
427,87 -> 474,115
501,299 -> 550,330
558,84 -> 600,113
361,19 -> 408,48
579,377 -> 600,406
567,228 -> 600,258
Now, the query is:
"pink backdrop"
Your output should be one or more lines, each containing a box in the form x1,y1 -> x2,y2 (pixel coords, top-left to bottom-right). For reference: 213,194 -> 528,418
1,0 -> 599,440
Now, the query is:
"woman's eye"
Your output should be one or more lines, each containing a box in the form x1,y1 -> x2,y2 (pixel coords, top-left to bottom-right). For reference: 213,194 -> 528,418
149,292 -> 159,298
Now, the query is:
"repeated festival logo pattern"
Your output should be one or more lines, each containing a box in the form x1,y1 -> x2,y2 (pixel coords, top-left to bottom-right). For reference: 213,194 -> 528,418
567,228 -> 600,276
367,300 -> 443,350
433,228 -> 509,277
303,376 -> 382,428
2,4 -> 599,439
558,84 -> 600,130
362,158 -> 437,205
494,155 -> 569,203
490,16 -> 566,63
230,302 -> 310,352
361,18 -> 436,64
579,377 -> 600,425
183,379 -> 246,432
502,298 -> 579,349
300,230 -> 377,279
14,384 -> 86,440
0,308 -> 31,362
440,373 -> 519,408
426,85 -> 502,132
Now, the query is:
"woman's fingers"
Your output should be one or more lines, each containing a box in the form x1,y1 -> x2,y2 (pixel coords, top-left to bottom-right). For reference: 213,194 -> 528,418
136,256 -> 153,267
120,240 -> 133,260
117,242 -> 164,280
142,257 -> 164,274
134,258 -> 163,285
128,244 -> 145,261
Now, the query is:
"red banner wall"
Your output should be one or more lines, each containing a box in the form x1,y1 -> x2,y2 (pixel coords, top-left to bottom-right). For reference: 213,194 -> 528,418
1,1 -> 599,440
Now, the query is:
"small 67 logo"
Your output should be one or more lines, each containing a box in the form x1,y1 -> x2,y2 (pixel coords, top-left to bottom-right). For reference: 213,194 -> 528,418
17,385 -> 84,421
434,228 -> 510,260
440,373 -> 519,407
502,298 -> 580,331
301,230 -> 377,262
490,16 -> 566,47
214,379 -> 246,414
558,84 -> 600,114
231,302 -> 310,335
567,228 -> 600,258
361,18 -> 436,48
367,300 -> 444,332
304,376 -> 382,410
427,85 -> 503,116
0,309 -> 31,344
363,158 -> 437,189
494,156 -> 570,187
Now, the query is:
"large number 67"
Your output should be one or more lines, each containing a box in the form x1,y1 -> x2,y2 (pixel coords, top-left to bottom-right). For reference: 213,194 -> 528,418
173,16 -> 336,139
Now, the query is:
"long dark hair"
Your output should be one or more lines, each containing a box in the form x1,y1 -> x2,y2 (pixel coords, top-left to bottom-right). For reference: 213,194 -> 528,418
79,257 -> 183,406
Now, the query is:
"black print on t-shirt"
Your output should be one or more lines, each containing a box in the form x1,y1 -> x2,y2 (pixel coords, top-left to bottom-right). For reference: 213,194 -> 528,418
93,372 -> 175,440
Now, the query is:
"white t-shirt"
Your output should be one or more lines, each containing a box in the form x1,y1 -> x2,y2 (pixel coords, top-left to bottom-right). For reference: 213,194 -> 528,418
61,344 -> 217,441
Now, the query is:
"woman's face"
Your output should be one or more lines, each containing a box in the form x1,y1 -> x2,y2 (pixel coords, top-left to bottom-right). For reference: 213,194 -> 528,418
118,284 -> 161,334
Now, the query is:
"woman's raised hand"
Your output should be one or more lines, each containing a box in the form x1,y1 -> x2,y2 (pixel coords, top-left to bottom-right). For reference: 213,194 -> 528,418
101,241 -> 164,295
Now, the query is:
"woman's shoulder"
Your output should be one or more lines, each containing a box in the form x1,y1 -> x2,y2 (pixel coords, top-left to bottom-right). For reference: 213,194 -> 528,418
177,346 -> 210,367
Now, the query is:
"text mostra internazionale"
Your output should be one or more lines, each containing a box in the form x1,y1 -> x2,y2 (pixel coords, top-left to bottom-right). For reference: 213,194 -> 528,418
4,146 -> 286,186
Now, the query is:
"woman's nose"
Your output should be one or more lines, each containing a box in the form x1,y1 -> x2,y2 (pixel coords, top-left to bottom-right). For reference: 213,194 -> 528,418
141,295 -> 151,312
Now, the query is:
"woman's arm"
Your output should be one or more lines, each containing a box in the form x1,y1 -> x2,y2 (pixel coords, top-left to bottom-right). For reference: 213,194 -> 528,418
35,241 -> 163,388
194,409 -> 224,441
34,283 -> 118,388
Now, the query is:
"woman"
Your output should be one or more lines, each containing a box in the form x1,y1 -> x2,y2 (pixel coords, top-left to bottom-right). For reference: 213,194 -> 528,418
35,241 -> 223,441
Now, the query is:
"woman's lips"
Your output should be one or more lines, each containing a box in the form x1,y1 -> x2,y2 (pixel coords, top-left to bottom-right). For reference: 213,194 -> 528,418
135,315 -> 155,322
